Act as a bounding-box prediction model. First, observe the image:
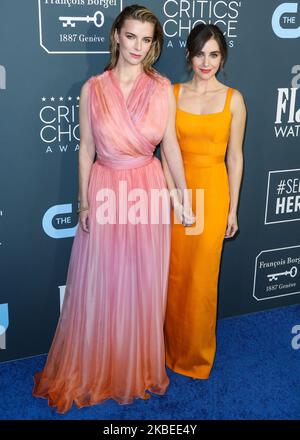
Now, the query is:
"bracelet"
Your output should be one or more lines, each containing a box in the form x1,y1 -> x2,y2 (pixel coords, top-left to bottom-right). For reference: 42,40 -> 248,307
77,206 -> 89,214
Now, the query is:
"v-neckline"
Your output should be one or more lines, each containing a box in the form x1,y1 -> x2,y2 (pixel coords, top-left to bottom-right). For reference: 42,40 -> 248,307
109,69 -> 144,106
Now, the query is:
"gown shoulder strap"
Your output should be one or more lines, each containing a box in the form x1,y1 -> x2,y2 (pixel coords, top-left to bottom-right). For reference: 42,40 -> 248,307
224,87 -> 235,113
173,83 -> 181,105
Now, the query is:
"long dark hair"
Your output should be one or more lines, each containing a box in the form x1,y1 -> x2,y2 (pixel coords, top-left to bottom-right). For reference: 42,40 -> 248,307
186,24 -> 228,72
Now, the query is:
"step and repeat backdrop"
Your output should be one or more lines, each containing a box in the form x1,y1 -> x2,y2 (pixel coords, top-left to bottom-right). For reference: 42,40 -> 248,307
0,0 -> 299,362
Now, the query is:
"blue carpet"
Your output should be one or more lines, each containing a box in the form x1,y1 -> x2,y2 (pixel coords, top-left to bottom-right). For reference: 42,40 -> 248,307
1,304 -> 299,420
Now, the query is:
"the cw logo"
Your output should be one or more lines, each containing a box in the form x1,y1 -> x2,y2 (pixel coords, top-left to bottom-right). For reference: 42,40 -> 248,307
272,3 -> 300,38
42,203 -> 78,238
0,304 -> 9,350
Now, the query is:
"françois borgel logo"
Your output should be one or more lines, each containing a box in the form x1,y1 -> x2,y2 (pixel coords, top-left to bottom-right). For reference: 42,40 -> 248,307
275,65 -> 300,138
265,168 -> 300,225
39,94 -> 79,154
160,0 -> 243,48
253,245 -> 300,301
272,2 -> 300,38
38,0 -> 123,54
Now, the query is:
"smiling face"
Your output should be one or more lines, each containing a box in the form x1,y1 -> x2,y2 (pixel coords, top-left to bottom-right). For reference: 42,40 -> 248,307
190,37 -> 223,80
115,19 -> 154,67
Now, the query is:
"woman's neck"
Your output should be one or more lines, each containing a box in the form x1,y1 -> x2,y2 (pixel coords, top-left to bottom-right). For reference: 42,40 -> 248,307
113,60 -> 143,82
190,75 -> 221,93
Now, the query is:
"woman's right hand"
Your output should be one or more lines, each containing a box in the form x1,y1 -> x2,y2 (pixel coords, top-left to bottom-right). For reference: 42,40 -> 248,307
182,193 -> 196,227
182,205 -> 195,227
79,210 -> 89,233
173,199 -> 184,224
173,199 -> 195,227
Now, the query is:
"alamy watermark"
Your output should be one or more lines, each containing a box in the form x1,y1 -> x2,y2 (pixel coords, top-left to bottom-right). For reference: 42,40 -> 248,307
91,182 -> 204,235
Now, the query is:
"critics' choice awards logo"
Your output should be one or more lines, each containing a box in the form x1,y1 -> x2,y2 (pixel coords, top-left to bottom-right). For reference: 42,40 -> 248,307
253,246 -> 300,301
272,2 -> 300,38
275,65 -> 300,138
40,95 -> 79,154
38,0 -> 123,54
160,0 -> 243,48
42,203 -> 78,238
265,169 -> 300,225
0,304 -> 9,350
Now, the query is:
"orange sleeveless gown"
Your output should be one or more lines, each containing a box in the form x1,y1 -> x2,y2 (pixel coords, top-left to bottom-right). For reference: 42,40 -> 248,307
164,83 -> 234,379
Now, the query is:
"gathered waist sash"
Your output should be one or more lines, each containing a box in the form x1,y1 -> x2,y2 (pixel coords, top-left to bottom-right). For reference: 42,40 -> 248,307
182,152 -> 224,167
96,155 -> 154,170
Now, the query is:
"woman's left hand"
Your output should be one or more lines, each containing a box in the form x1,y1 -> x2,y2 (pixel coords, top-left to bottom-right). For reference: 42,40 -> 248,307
225,211 -> 238,238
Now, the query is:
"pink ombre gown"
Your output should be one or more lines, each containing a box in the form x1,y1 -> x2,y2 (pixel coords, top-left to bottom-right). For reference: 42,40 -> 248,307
33,70 -> 171,413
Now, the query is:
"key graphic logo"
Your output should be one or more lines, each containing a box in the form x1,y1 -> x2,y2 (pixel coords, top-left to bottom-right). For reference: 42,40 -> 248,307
0,304 -> 9,350
267,266 -> 297,282
59,11 -> 104,28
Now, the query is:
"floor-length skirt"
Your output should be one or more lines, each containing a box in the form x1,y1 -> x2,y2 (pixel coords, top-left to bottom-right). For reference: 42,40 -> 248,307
33,157 -> 170,413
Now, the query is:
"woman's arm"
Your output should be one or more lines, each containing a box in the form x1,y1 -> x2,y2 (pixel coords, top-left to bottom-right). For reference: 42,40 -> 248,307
225,89 -> 247,238
161,149 -> 176,199
161,84 -> 193,224
161,148 -> 185,223
78,80 -> 96,232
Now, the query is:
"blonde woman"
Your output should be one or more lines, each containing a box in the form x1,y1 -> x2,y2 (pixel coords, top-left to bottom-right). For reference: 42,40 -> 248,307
33,5 -> 191,413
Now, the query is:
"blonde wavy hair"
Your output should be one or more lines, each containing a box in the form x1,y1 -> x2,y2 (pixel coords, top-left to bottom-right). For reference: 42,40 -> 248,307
105,4 -> 163,74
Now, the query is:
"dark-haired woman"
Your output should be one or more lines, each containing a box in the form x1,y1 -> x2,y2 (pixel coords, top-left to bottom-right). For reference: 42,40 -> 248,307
33,5 -> 192,413
163,24 -> 246,379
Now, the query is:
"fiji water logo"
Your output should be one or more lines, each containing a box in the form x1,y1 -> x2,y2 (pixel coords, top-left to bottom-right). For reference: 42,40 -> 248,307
0,304 -> 9,350
274,66 -> 300,138
42,203 -> 78,238
272,3 -> 300,38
